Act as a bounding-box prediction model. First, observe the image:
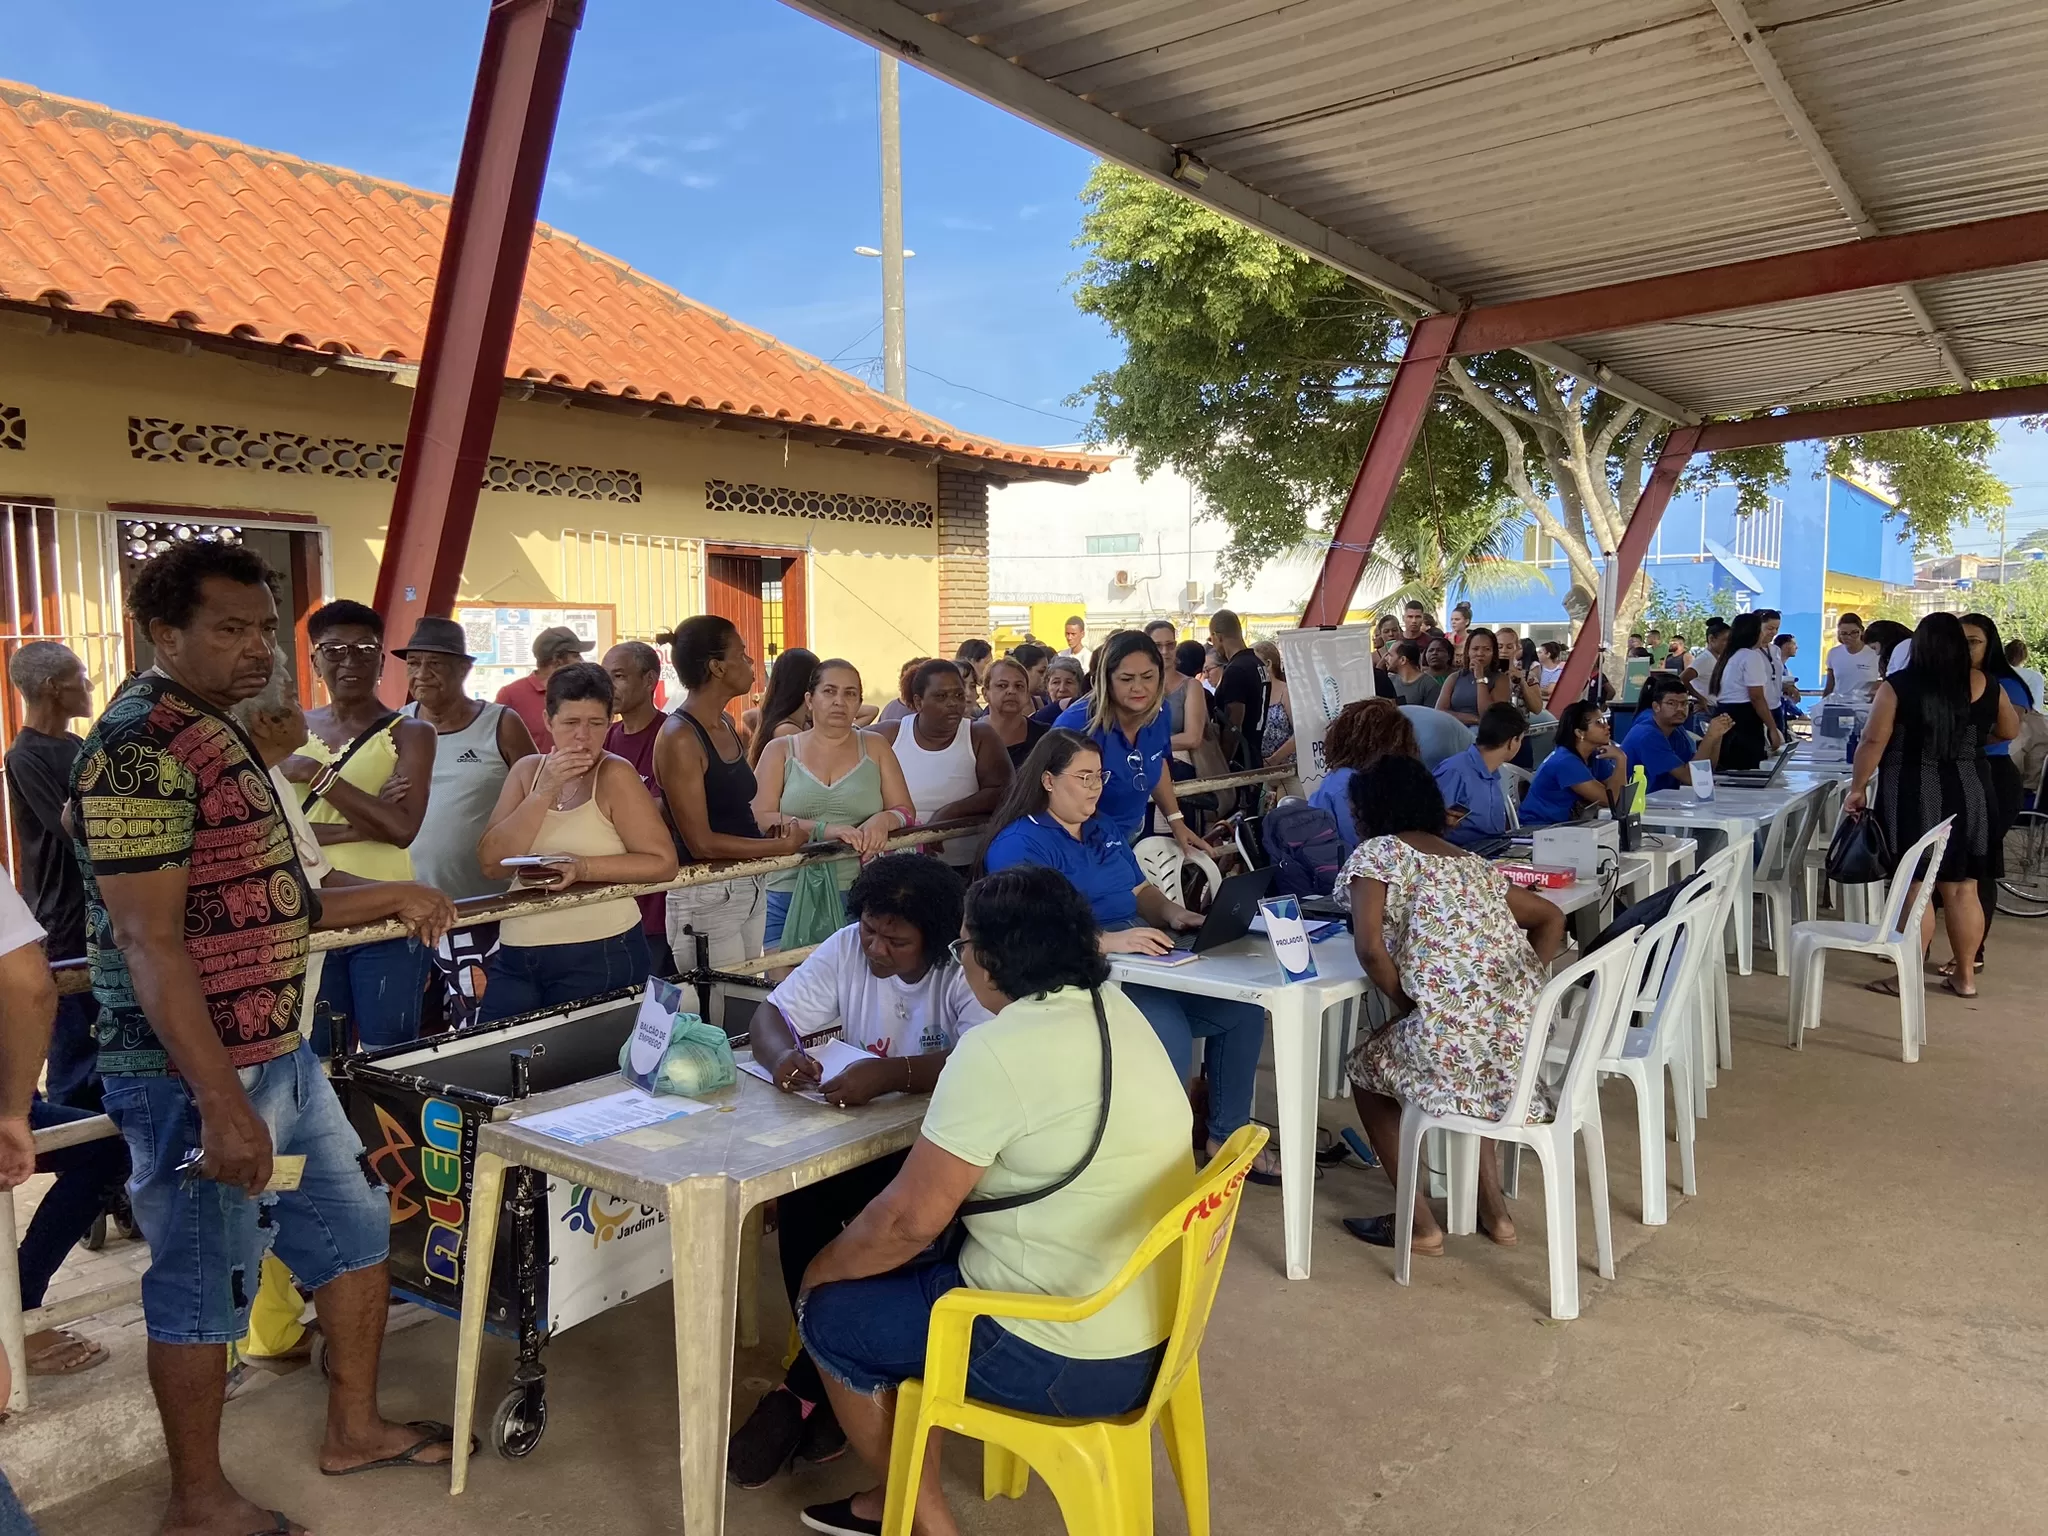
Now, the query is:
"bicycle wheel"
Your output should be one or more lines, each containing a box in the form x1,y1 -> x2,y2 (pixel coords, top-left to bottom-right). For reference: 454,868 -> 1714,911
1996,809 -> 2048,916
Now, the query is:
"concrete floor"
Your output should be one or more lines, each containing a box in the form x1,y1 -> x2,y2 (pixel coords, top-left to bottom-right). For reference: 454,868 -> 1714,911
35,928 -> 2048,1536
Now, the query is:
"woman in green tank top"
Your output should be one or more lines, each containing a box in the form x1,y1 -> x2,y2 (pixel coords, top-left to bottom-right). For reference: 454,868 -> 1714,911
751,659 -> 913,948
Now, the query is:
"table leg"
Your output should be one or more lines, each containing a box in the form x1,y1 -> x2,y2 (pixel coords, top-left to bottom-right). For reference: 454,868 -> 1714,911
450,1150 -> 508,1498
1734,832 -> 1755,976
1267,994 -> 1320,1281
670,1179 -> 740,1534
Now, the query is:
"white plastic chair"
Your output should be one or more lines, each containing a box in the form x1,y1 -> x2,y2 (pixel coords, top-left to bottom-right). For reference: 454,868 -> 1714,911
1751,784 -> 1826,976
1594,857 -> 1735,1224
1392,932 -> 1641,1321
1786,817 -> 1953,1063
1500,764 -> 1531,827
1133,835 -> 1223,909
1674,844 -> 1746,1115
1799,778 -> 1849,919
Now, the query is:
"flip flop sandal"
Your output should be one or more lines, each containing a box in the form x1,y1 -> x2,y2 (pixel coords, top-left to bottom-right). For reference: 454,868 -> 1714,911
1342,1214 -> 1442,1256
1864,977 -> 1904,997
27,1330 -> 108,1376
1940,976 -> 1979,999
320,1420 -> 475,1476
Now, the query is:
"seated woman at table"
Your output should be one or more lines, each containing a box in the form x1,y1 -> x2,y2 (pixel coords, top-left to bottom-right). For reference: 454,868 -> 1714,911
726,854 -> 991,1489
983,729 -> 1277,1180
1055,629 -> 1205,858
793,864 -> 1194,1536
1518,700 -> 1631,826
1312,698 -> 1419,854
476,662 -> 679,1018
1622,673 -> 1733,791
1337,755 -> 1566,1254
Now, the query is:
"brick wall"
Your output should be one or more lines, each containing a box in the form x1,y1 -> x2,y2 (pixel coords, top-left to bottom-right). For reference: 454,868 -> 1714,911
936,467 -> 991,653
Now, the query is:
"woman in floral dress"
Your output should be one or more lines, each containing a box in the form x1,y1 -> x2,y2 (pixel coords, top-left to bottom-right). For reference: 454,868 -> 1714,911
1335,754 -> 1566,1255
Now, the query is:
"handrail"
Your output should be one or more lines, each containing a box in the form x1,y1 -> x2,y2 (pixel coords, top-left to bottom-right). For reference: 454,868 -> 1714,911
48,765 -> 1295,992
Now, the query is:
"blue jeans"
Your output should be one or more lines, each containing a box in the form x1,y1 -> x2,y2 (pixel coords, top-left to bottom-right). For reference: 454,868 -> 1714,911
0,1466 -> 36,1535
99,1042 -> 389,1346
799,1256 -> 1164,1415
763,886 -> 851,950
20,1098 -> 128,1309
45,991 -> 102,1111
1124,983 -> 1267,1144
479,928 -> 651,1022
314,935 -> 431,1054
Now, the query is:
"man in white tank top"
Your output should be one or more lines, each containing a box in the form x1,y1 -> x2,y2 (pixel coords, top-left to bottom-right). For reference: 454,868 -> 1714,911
880,659 -> 1012,864
394,618 -> 537,899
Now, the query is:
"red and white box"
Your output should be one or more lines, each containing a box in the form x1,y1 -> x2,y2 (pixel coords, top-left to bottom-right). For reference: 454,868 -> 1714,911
1496,862 -> 1577,890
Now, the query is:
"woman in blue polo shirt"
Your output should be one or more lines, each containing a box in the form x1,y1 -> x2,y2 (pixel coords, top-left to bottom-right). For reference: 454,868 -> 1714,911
1520,700 -> 1632,825
983,729 -> 1278,1181
1055,630 -> 1206,858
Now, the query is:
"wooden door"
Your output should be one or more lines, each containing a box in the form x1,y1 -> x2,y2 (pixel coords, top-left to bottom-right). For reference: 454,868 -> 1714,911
705,547 -> 808,725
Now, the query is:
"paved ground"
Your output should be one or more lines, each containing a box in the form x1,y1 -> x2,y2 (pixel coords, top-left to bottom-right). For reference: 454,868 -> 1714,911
27,923 -> 2048,1535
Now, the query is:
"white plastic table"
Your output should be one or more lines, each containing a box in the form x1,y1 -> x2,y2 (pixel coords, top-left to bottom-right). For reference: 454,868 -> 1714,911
1639,784 -> 1807,973
1622,833 -> 1698,905
1111,936 -> 1370,1282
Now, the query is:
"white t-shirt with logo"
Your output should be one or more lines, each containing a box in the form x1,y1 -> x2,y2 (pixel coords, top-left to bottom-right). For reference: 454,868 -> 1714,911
766,923 -> 991,1059
1825,643 -> 1881,700
1716,646 -> 1771,705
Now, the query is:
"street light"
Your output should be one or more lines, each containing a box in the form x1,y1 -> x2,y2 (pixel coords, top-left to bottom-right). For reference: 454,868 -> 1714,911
853,247 -> 915,258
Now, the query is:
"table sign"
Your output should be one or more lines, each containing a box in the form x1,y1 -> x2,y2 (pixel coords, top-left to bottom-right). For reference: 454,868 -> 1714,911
623,977 -> 686,1093
1692,761 -> 1715,800
1259,895 -> 1319,982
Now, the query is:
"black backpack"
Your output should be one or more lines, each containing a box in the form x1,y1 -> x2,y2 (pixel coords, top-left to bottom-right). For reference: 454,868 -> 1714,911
1261,798 -> 1347,900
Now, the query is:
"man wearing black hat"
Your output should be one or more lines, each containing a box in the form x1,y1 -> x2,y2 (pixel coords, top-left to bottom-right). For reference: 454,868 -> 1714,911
494,624 -> 594,745
396,618 -> 537,1025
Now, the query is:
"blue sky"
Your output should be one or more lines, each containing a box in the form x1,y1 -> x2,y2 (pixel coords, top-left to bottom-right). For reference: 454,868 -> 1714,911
4,0 -> 1115,448
6,0 -> 2044,546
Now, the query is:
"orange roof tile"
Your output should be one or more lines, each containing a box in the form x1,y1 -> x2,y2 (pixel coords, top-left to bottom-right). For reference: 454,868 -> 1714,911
0,80 -> 1107,479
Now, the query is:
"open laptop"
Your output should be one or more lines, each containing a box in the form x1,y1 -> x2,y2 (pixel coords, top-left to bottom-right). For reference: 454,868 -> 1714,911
1714,741 -> 1797,789
1167,866 -> 1278,954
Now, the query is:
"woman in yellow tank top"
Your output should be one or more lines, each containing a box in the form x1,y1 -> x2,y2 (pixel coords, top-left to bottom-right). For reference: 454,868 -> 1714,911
477,661 -> 679,1020
279,601 -> 437,1050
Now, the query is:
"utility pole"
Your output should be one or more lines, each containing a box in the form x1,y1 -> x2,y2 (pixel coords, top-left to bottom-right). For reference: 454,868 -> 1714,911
878,53 -> 907,400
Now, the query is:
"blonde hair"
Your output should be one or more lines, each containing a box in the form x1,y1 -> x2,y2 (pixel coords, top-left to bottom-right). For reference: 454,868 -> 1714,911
1082,630 -> 1166,736
1252,639 -> 1284,681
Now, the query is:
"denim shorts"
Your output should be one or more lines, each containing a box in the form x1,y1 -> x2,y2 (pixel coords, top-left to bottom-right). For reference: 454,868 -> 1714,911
798,1257 -> 1164,1418
100,1041 -> 390,1346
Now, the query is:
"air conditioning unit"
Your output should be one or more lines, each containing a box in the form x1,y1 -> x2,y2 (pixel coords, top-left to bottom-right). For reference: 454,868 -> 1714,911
1112,569 -> 1131,588
1183,581 -> 1201,606
1208,582 -> 1229,605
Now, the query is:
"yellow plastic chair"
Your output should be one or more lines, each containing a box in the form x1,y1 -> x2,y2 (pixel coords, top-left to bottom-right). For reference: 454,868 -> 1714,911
880,1123 -> 1269,1536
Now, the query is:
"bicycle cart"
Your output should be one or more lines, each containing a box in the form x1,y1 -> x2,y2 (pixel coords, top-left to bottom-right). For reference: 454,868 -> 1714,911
330,974 -> 767,1459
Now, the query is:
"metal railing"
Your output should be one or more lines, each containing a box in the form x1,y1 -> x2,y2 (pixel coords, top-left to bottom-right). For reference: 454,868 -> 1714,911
5,763 -> 1295,1410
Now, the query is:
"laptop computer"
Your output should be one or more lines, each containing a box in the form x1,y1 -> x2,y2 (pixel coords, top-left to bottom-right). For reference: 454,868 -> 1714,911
1168,866 -> 1278,954
1714,742 -> 1796,788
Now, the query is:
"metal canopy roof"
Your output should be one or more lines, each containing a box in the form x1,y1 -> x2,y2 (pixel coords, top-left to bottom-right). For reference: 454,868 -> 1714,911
781,0 -> 2048,421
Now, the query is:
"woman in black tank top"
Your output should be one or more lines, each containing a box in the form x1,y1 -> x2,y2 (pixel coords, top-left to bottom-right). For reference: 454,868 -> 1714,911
655,619 -> 809,863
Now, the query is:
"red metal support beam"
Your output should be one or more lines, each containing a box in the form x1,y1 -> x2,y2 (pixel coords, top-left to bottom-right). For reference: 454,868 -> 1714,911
372,0 -> 583,698
1451,209 -> 2048,357
1693,381 -> 2048,452
1299,311 -> 1463,629
1549,425 -> 1705,711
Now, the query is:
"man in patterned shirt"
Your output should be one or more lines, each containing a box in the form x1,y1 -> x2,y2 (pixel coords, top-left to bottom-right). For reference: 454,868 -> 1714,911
77,543 -> 456,1536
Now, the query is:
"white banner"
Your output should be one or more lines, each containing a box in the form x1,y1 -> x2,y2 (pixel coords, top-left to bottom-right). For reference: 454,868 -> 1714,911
546,1178 -> 673,1335
1273,623 -> 1386,796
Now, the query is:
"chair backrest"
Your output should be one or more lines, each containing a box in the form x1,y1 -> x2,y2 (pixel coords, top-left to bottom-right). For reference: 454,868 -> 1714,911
1810,778 -> 1849,846
1127,1124 -> 1268,1416
1608,877 -> 1723,1063
1498,930 -> 1640,1128
1501,772 -> 1522,830
1754,785 -> 1823,883
1133,836 -> 1185,902
1673,843 -> 1744,925
1875,817 -> 1955,941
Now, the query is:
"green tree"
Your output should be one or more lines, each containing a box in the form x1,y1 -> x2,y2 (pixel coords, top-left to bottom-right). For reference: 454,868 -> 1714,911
1072,164 -> 2037,669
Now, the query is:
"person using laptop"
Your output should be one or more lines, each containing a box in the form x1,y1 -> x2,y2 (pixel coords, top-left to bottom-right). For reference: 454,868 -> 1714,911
1624,673 -> 1734,791
984,729 -> 1277,1182
1431,704 -> 1525,849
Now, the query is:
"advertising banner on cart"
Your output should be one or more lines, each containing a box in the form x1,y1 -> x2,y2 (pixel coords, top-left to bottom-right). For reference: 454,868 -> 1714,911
1273,624 -> 1386,796
545,1180 -> 673,1334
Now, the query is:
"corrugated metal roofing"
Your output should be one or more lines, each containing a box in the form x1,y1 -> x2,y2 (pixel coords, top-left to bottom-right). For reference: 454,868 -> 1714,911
794,0 -> 2048,417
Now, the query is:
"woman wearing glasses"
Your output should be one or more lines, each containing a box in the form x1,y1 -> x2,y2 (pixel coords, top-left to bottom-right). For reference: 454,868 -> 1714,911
1517,699 -> 1631,826
280,600 -> 436,1049
1053,629 -> 1205,857
983,730 -> 1279,1183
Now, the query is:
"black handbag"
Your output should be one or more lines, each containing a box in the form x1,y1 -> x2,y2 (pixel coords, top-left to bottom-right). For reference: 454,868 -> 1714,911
1824,809 -> 1892,885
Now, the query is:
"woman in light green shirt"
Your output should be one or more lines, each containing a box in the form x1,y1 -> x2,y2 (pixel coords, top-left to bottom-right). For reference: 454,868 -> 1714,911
792,865 -> 1193,1536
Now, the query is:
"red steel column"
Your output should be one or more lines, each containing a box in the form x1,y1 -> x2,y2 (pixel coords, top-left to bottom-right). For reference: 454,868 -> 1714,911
1550,424 -> 1704,709
373,0 -> 584,697
1299,311 -> 1463,629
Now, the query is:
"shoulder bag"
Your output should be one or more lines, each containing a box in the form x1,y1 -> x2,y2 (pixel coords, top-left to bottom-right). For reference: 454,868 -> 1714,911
1824,807 -> 1891,886
300,710 -> 402,813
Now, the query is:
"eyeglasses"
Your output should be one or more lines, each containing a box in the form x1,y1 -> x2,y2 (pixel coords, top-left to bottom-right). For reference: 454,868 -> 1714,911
315,642 -> 383,662
947,937 -> 973,965
1060,770 -> 1106,788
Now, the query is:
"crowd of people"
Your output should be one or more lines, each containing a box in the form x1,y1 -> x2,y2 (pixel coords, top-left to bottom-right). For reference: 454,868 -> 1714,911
0,543 -> 2040,1535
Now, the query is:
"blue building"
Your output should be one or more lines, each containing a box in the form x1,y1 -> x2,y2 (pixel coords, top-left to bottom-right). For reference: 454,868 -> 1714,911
1468,443 -> 1915,691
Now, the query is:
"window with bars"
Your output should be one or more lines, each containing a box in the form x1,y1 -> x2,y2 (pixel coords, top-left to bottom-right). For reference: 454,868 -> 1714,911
1733,499 -> 1784,568
1085,533 -> 1143,555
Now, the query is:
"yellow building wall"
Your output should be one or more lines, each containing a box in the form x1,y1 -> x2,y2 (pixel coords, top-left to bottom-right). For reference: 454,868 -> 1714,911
0,316 -> 944,701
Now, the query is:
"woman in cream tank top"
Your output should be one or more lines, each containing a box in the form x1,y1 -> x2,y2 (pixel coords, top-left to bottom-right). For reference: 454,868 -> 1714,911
477,662 -> 678,1020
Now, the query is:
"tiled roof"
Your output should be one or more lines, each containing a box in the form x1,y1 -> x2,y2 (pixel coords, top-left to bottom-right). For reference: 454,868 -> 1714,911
0,80 -> 1106,479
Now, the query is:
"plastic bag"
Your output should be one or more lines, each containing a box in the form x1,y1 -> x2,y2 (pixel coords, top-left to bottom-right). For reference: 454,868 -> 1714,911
619,977 -> 736,1096
780,860 -> 850,951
